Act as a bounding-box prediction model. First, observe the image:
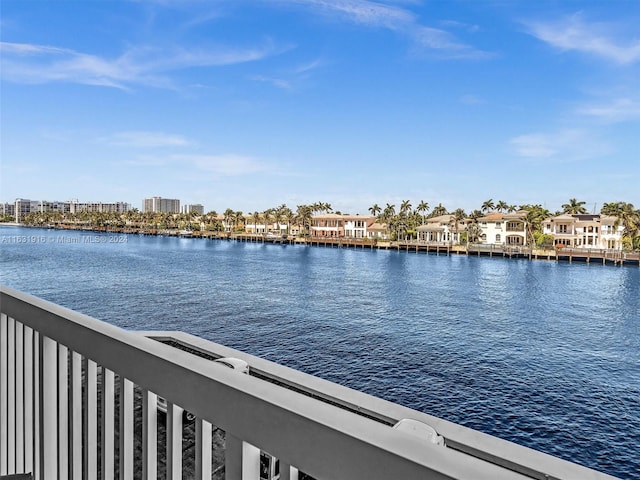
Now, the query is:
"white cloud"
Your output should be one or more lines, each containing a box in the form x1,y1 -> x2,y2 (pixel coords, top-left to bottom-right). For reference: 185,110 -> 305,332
293,58 -> 325,74
273,0 -> 491,59
250,75 -> 292,90
510,129 -> 612,161
107,131 -> 193,148
0,40 -> 288,89
289,0 -> 415,29
525,14 -> 640,65
577,98 -> 640,123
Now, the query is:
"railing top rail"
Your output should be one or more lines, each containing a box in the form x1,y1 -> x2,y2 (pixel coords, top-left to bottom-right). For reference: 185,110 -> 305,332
1,286 -> 617,480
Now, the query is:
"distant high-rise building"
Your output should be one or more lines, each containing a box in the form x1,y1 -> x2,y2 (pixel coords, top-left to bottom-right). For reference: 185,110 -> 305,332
181,204 -> 204,215
70,200 -> 130,214
11,198 -> 131,223
1,202 -> 16,218
143,197 -> 180,214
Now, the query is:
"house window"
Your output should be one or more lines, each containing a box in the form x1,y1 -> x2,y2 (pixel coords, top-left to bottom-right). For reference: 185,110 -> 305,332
559,225 -> 568,233
481,234 -> 487,241
496,234 -> 501,243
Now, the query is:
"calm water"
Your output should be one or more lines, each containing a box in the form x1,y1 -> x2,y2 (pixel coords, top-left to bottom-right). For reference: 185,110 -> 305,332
1,226 -> 638,478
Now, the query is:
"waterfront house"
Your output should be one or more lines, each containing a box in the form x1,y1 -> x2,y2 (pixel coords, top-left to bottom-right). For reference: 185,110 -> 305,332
542,214 -> 624,249
241,214 -> 289,236
310,214 -> 377,238
415,215 -> 467,245
477,212 -> 527,246
310,213 -> 344,237
366,221 -> 389,240
343,215 -> 374,238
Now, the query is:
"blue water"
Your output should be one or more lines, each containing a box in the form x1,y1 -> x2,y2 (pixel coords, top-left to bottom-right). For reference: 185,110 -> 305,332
1,226 -> 638,478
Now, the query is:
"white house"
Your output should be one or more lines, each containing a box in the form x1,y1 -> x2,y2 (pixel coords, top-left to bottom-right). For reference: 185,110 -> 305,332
542,214 -> 624,249
415,215 -> 467,245
477,212 -> 527,246
310,214 -> 378,238
366,222 -> 389,240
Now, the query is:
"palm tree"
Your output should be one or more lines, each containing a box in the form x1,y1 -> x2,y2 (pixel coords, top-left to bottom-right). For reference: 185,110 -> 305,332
520,204 -> 552,246
416,201 -> 429,224
313,202 -> 332,215
283,206 -> 295,235
223,208 -> 235,232
252,211 -> 261,234
466,222 -> 483,244
395,213 -> 409,241
469,209 -> 483,221
295,204 -> 313,236
481,199 -> 495,213
381,204 -> 396,238
601,201 -> 640,247
274,204 -> 289,235
449,208 -> 466,245
561,198 -> 587,215
236,211 -> 245,231
496,200 -> 508,213
400,200 -> 412,215
263,208 -> 274,235
431,203 -> 448,217
368,204 -> 381,218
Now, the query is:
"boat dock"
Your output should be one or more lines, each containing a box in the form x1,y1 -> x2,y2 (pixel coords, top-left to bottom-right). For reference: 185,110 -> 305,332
218,235 -> 640,266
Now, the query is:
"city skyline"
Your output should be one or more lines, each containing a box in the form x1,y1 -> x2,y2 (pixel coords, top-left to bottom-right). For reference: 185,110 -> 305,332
1,1 -> 639,215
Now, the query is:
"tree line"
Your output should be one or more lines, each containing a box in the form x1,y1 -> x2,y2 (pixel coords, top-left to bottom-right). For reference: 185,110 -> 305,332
6,198 -> 640,250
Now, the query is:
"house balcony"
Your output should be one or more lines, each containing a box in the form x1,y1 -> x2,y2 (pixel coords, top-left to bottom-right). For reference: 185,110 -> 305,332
1,286 -> 617,480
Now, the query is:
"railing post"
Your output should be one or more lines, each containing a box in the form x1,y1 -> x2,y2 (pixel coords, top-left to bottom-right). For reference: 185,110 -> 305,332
225,433 -> 242,480
15,321 -> 24,474
226,435 -> 259,480
279,462 -> 299,480
40,335 -> 58,480
58,344 -> 69,480
7,316 -> 16,475
119,377 -> 134,480
101,368 -> 115,479
167,403 -> 184,480
24,326 -> 34,475
242,442 -> 260,479
71,352 -> 82,479
83,358 -> 98,480
195,419 -> 212,479
142,389 -> 157,480
32,331 -> 40,479
0,313 -> 7,476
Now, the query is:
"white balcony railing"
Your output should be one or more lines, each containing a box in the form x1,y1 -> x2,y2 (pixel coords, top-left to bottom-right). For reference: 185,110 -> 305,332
1,286 -> 618,479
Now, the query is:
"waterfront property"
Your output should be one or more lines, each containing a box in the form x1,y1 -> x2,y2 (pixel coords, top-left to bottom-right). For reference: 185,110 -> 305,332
542,214 -> 625,249
0,286 -> 620,479
477,212 -> 528,246
415,214 -> 468,245
143,197 -> 181,214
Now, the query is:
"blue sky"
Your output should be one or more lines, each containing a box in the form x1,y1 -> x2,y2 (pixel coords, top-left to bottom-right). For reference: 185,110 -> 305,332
1,0 -> 639,215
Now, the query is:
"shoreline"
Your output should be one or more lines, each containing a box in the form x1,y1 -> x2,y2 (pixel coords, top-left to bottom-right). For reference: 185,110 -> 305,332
3,223 -> 639,267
